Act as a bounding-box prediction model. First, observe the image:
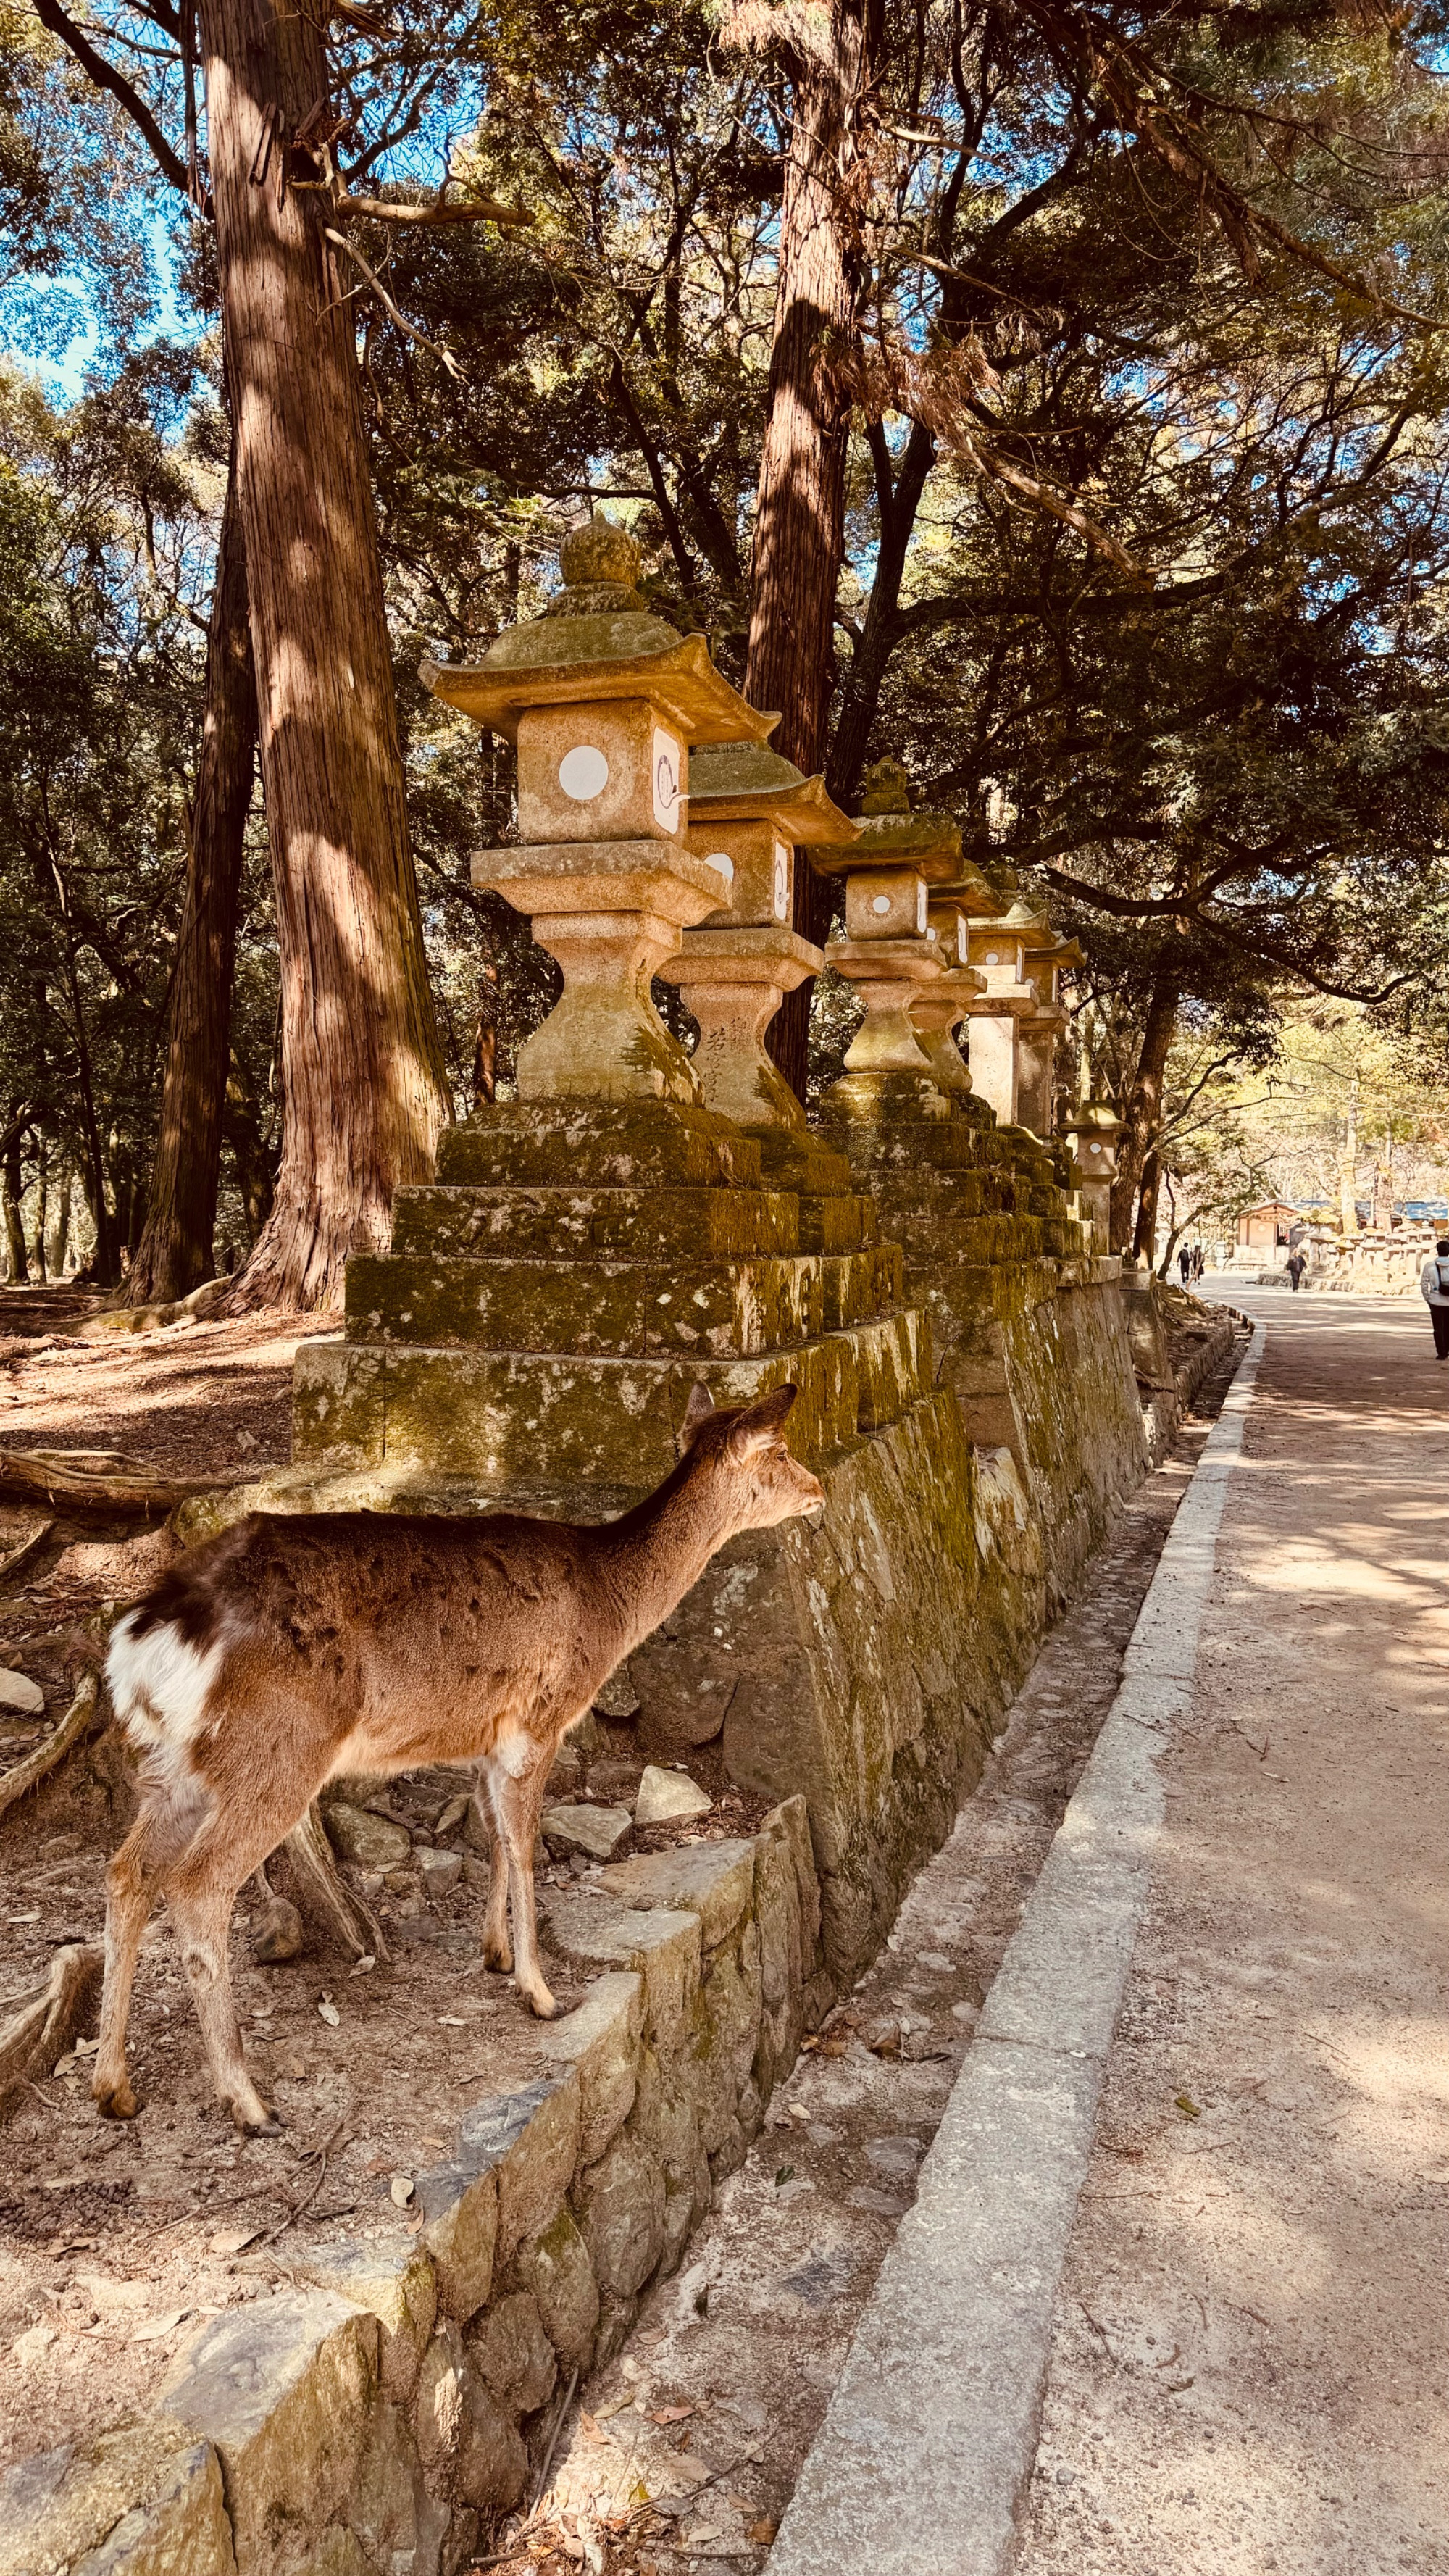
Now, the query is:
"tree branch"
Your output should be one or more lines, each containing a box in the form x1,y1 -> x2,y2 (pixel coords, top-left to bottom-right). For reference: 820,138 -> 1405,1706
30,0 -> 190,198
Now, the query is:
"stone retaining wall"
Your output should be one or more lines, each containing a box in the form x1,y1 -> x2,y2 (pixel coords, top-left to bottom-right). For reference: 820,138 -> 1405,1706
0,1808 -> 819,2576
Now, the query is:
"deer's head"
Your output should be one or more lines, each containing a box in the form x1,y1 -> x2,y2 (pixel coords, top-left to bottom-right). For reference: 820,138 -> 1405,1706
677,1383 -> 824,1532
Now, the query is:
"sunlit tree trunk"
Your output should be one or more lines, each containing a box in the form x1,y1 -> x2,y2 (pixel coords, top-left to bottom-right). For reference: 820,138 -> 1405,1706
743,0 -> 879,1103
1339,1067 -> 1360,1235
199,0 -> 448,1312
127,443 -> 256,1304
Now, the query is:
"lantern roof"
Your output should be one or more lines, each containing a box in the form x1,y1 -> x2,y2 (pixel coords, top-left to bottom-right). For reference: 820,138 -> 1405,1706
421,518 -> 776,748
806,756 -> 962,883
688,741 -> 859,845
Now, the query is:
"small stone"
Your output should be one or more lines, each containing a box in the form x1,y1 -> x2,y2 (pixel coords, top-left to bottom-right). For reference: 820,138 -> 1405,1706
419,1847 -> 464,1897
541,1802 -> 632,1862
633,1766 -> 711,1827
846,2186 -> 909,2217
433,1793 -> 472,1836
951,1999 -> 980,2025
11,2323 -> 56,2364
916,1951 -> 953,1972
325,1801 -> 412,1870
0,1668 -> 44,1716
253,1896 -> 304,1963
864,2135 -> 923,2176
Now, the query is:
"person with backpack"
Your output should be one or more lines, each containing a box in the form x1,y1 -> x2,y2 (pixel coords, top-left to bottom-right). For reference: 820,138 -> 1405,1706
1420,1239 -> 1449,1358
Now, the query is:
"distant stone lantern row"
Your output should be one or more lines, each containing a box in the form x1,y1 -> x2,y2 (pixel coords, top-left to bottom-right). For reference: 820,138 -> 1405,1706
424,516 -> 1095,1208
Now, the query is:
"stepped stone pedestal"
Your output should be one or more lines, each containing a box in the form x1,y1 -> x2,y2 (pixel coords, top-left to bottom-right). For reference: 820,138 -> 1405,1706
804,767 -> 1144,1627
289,531 -> 994,1980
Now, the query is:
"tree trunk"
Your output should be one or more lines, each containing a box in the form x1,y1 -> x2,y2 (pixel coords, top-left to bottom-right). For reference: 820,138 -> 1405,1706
1338,1068 -> 1359,1236
1,1127 -> 27,1285
1111,959 -> 1179,1253
127,447 -> 256,1305
744,0 -> 878,1104
198,0 -> 448,1312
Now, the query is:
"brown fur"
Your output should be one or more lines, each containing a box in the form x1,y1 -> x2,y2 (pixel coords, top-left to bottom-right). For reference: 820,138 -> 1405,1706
94,1383 -> 822,2132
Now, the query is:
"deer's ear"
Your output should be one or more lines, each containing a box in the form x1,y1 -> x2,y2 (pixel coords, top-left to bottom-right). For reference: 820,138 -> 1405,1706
727,1382 -> 798,1459
678,1381 -> 717,1452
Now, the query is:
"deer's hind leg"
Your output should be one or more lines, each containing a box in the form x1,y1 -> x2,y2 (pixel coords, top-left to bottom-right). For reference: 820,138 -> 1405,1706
162,1790 -> 317,2135
93,1778 -> 201,2120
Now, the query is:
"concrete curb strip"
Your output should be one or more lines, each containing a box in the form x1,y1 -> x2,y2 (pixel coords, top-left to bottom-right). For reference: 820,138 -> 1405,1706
765,1320 -> 1264,2576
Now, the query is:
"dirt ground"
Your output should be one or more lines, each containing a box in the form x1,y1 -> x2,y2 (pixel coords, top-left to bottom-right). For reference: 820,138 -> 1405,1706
0,1295 -> 768,2477
509,1336 -> 1248,2576
1017,1285 -> 1449,2576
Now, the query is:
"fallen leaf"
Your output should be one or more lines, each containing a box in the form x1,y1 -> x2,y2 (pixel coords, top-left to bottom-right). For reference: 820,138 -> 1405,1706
648,2404 -> 693,2424
1166,2375 -> 1195,2393
774,2166 -> 795,2187
348,1954 -> 376,1977
748,2519 -> 780,2545
209,2227 -> 259,2257
317,2000 -> 341,2029
389,2174 -> 414,2206
133,2310 -> 189,2341
682,2527 -> 723,2549
1174,2093 -> 1201,2120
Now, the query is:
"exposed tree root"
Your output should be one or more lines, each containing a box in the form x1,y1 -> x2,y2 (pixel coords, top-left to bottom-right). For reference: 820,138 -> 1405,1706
0,1672 -> 101,1822
282,1801 -> 389,1964
0,1517 -> 53,1581
0,1449 -> 231,1516
0,1942 -> 104,2122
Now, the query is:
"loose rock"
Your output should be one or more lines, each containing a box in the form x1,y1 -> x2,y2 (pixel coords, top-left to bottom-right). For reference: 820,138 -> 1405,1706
325,1801 -> 412,1870
634,1765 -> 712,1827
419,1846 -> 464,1897
541,1802 -> 632,1862
0,1667 -> 44,1717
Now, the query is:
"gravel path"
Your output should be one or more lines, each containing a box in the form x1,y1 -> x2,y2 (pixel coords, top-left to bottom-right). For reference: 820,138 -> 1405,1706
1016,1282 -> 1449,2576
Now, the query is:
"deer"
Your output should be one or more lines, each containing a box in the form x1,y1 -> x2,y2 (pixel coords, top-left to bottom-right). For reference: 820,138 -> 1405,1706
93,1382 -> 822,2135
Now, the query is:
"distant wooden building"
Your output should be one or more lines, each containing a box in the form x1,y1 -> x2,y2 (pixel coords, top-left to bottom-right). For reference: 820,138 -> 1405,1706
1237,1199 -> 1298,1250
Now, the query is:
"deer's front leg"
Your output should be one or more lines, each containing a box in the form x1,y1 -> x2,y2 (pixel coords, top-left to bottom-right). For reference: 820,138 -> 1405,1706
474,1765 -> 511,1974
486,1754 -> 556,2019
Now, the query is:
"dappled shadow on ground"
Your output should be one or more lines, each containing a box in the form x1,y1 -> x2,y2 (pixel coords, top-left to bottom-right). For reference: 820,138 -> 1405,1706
1021,1290 -> 1449,2576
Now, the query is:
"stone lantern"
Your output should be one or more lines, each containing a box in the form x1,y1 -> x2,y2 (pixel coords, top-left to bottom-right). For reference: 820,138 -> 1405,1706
805,759 -> 963,1091
910,860 -> 998,1100
965,897 -> 1045,1129
656,738 -> 860,1190
422,517 -> 773,1103
1016,928 -> 1082,1138
1062,1100 -> 1122,1250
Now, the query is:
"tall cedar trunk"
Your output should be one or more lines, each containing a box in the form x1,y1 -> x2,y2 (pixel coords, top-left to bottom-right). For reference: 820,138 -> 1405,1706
1,1128 -> 27,1285
126,446 -> 256,1304
1134,1144 -> 1161,1265
199,0 -> 448,1312
1110,959 -> 1179,1253
745,0 -> 876,1104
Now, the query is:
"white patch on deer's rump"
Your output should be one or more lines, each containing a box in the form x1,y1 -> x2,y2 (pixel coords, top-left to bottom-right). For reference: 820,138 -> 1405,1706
107,1612 -> 223,1759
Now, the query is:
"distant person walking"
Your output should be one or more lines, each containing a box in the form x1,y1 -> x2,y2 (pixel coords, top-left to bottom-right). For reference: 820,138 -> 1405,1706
1192,1243 -> 1206,1281
1420,1239 -> 1449,1359
1179,1246 -> 1193,1286
1286,1249 -> 1308,1291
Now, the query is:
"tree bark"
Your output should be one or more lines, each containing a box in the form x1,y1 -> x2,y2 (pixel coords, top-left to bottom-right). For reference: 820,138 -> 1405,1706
127,446 -> 256,1305
1339,1067 -> 1360,1235
1111,959 -> 1179,1253
1,1124 -> 28,1285
198,0 -> 448,1312
743,0 -> 878,1104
